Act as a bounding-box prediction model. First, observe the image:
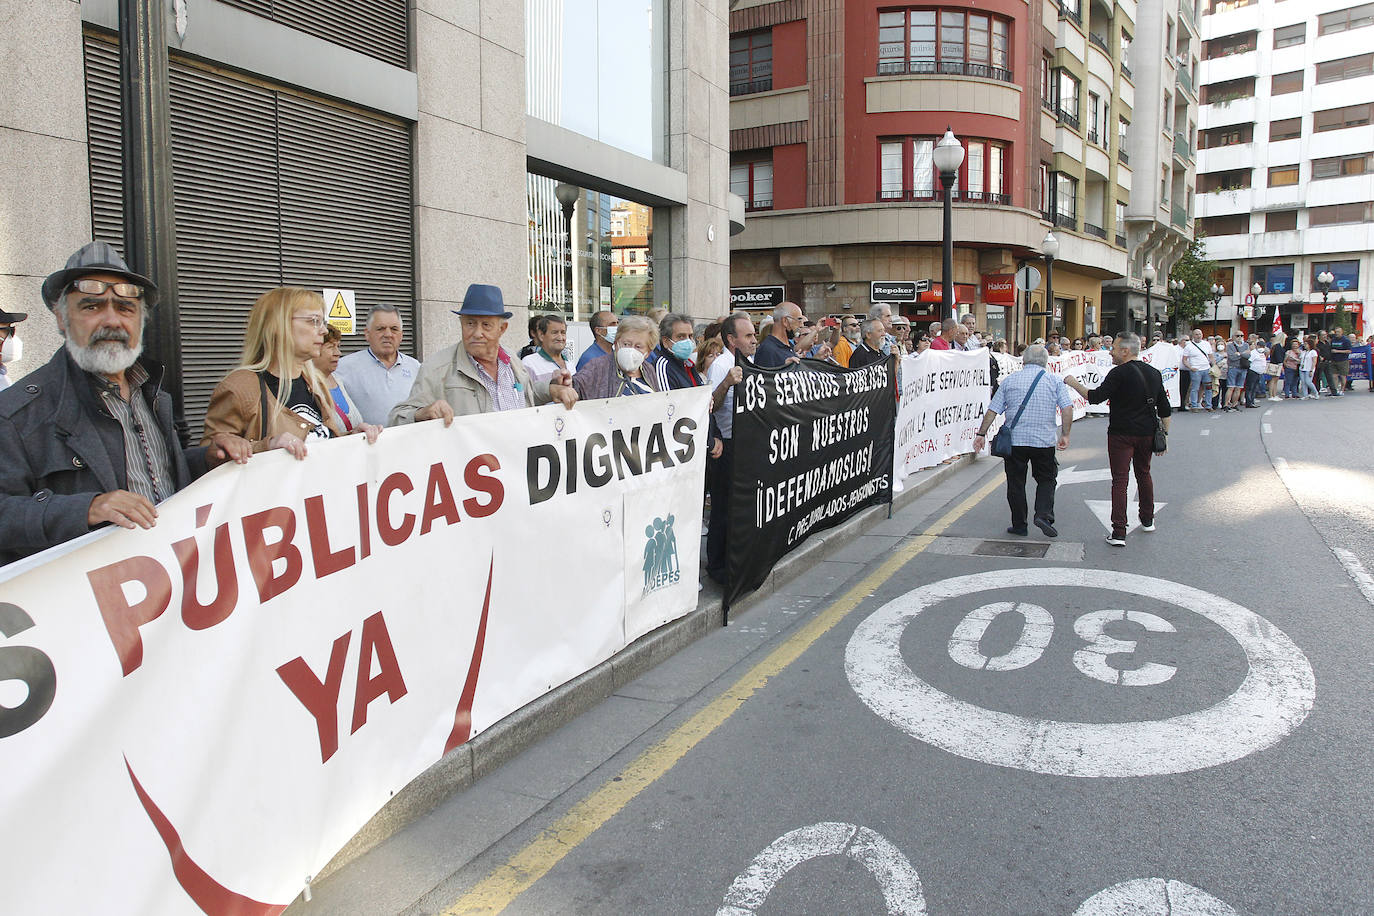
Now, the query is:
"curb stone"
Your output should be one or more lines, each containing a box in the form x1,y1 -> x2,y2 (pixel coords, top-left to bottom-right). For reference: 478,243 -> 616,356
313,455 -> 978,883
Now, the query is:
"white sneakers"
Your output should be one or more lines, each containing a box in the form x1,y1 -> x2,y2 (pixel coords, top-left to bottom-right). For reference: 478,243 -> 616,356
1106,535 -> 1126,547
1142,522 -> 1156,532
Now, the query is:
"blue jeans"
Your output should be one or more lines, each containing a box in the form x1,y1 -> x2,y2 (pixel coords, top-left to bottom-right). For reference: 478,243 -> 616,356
1283,367 -> 1299,397
1187,369 -> 1206,408
1299,369 -> 1319,398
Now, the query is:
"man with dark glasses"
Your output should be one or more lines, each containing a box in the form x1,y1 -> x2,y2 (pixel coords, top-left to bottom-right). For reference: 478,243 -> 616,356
0,241 -> 248,565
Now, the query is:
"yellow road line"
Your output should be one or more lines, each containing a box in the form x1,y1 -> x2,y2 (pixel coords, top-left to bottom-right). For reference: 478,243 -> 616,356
444,472 -> 1002,914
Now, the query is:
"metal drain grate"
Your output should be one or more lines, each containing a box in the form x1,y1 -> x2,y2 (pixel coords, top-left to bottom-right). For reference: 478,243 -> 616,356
972,540 -> 1051,558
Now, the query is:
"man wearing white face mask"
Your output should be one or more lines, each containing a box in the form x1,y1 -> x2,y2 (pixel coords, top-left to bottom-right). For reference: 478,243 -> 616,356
577,310 -> 620,370
0,307 -> 26,391
646,313 -> 709,390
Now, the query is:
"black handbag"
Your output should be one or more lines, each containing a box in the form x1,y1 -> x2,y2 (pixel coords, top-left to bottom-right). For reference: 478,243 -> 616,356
1129,362 -> 1168,453
990,370 -> 1044,458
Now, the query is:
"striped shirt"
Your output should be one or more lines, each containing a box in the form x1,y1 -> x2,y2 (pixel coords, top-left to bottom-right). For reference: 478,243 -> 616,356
471,349 -> 526,412
93,363 -> 174,502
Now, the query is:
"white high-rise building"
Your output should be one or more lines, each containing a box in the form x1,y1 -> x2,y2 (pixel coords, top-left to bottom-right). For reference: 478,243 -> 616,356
1197,0 -> 1373,338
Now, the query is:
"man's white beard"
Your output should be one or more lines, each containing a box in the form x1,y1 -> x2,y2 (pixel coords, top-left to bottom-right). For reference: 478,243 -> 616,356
67,332 -> 142,376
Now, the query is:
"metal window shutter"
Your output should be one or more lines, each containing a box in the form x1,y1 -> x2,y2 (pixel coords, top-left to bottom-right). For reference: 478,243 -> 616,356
276,93 -> 415,361
217,0 -> 409,69
82,35 -> 414,437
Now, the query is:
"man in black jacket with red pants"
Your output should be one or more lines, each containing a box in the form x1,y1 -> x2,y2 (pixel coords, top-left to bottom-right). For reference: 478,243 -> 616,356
1064,332 -> 1171,548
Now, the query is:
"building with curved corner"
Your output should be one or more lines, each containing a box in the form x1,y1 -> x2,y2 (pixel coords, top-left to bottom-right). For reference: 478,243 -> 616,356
727,0 -> 1139,343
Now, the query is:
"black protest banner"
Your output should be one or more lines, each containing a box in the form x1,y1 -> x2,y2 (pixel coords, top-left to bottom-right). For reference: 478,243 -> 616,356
726,357 -> 897,606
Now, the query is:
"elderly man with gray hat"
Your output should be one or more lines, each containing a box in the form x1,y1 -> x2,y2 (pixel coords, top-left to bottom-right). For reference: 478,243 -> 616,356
388,283 -> 578,426
0,241 -> 250,565
972,344 -> 1075,538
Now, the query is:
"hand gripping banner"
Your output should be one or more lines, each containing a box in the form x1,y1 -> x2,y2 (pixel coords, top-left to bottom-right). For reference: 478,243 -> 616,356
726,358 -> 896,606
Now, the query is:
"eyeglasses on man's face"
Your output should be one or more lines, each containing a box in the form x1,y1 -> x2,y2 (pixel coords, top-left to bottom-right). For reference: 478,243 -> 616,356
67,279 -> 144,300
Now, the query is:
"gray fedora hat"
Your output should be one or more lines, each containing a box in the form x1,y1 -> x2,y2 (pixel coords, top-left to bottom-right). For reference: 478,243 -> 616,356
451,283 -> 513,320
41,240 -> 158,309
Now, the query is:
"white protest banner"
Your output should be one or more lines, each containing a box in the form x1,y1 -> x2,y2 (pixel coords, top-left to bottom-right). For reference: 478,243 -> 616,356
893,348 -> 992,487
1049,348 -> 1114,417
1139,341 -> 1182,407
0,387 -> 709,915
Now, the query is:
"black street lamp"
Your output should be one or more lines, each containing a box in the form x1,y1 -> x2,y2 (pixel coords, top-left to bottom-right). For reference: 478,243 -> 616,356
1169,277 -> 1185,336
1041,232 -> 1059,338
933,127 -> 965,321
554,182 -> 580,317
1317,269 -> 1334,304
1210,282 -> 1224,334
1142,261 -> 1156,340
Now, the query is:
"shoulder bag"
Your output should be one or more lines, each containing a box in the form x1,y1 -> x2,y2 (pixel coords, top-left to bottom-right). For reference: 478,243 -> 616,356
990,370 -> 1044,458
1128,362 -> 1168,454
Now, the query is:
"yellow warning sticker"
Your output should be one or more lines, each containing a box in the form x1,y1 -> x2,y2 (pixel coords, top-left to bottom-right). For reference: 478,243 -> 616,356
322,288 -> 356,334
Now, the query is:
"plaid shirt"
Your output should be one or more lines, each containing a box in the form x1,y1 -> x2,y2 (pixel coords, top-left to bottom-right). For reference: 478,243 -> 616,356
470,348 -> 525,412
987,366 -> 1074,449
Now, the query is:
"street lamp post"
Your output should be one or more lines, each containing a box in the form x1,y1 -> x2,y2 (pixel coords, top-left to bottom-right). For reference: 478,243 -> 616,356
1041,232 -> 1059,339
1143,261 -> 1157,341
933,127 -> 965,322
1169,278 -> 1185,336
554,182 -> 580,319
1317,269 -> 1334,305
1210,282 -> 1224,334
1251,281 -> 1263,334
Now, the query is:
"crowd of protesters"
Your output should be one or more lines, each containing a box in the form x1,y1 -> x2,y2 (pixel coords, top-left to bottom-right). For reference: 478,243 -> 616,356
1,241 -> 1369,567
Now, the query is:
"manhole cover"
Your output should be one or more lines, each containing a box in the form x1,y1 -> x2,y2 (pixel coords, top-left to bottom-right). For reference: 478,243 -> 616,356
972,540 -> 1051,558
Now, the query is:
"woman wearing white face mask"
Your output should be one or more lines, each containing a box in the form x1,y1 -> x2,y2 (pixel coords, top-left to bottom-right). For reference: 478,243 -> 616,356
571,315 -> 663,400
0,308 -> 28,391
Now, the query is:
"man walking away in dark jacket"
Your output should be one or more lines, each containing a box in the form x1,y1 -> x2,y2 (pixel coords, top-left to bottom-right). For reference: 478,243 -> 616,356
1064,332 -> 1170,547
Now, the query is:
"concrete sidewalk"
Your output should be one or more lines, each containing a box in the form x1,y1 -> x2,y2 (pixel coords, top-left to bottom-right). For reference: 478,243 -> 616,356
290,454 -> 990,911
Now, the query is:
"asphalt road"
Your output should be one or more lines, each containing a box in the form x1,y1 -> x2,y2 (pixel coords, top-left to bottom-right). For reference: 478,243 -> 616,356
300,388 -> 1374,916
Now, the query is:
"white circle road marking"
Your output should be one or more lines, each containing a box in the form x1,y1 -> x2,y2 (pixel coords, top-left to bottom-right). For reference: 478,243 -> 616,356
715,822 -> 927,916
844,568 -> 1316,777
1072,878 -> 1240,916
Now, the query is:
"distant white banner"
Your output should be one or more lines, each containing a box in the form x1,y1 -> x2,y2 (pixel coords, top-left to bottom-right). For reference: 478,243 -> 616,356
893,349 -> 992,487
0,388 -> 709,914
994,343 -> 1181,419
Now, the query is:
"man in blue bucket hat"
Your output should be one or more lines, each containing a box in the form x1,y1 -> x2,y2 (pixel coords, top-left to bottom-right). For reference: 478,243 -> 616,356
388,283 -> 578,425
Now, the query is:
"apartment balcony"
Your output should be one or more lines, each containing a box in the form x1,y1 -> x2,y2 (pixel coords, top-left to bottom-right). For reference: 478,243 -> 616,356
1088,32 -> 1109,54
1117,147 -> 1130,166
1057,108 -> 1080,132
1173,132 -> 1192,163
1201,96 -> 1256,128
1195,186 -> 1252,217
1084,221 -> 1108,240
874,60 -> 1014,84
1056,211 -> 1078,230
1121,62 -> 1132,82
1087,44 -> 1114,85
1059,1 -> 1082,27
1176,66 -> 1194,98
1196,143 -> 1252,173
1115,232 -> 1127,247
877,189 -> 1013,206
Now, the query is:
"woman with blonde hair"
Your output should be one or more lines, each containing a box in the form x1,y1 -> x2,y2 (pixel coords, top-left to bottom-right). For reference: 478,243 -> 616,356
202,287 -> 377,460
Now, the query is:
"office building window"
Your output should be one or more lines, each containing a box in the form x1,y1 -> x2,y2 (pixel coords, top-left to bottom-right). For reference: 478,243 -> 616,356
1270,117 -> 1302,140
1266,210 -> 1298,231
1251,264 -> 1295,294
878,135 -> 1007,202
877,8 -> 1010,80
730,30 -> 773,95
1272,71 -> 1303,95
1268,164 -> 1300,186
1199,214 -> 1249,235
730,156 -> 773,210
1314,104 -> 1373,132
1088,91 -> 1102,143
1308,202 -> 1373,225
1316,54 -> 1374,83
1311,260 -> 1359,291
1056,172 -> 1077,222
1318,3 -> 1374,36
1273,23 -> 1305,48
1057,70 -> 1080,126
1312,152 -> 1374,179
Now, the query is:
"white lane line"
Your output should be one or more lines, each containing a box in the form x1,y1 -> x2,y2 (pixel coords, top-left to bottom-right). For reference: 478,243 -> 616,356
1200,429 -> 1210,436
1334,549 -> 1374,609
1263,423 -> 1273,434
1273,457 -> 1288,472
